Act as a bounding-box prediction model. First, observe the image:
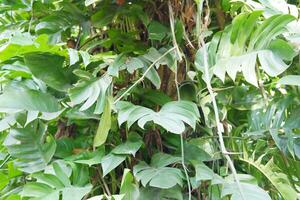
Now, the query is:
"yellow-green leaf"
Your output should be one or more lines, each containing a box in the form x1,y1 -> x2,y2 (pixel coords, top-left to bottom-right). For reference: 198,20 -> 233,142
93,97 -> 112,148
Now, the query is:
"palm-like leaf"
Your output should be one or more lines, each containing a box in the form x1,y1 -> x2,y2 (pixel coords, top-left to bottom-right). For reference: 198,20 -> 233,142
196,12 -> 296,86
240,155 -> 298,200
4,121 -> 56,173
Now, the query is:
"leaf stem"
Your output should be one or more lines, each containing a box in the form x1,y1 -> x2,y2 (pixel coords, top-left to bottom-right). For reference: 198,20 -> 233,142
0,155 -> 11,169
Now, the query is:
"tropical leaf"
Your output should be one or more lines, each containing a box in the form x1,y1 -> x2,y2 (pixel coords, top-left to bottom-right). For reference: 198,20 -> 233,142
120,169 -> 139,200
3,121 -> 56,173
116,101 -> 200,134
93,97 -> 112,148
0,82 -> 61,113
24,53 -> 71,91
240,155 -> 298,200
197,12 -> 296,86
22,161 -> 92,200
69,74 -> 112,114
133,153 -> 183,189
101,133 -> 143,176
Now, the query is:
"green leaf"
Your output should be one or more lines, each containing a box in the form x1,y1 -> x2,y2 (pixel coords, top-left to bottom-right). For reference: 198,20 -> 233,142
120,169 -> 140,200
93,97 -> 112,148
133,153 -> 183,189
137,186 -> 183,200
278,75 -> 300,86
108,54 -> 126,77
117,101 -> 199,134
69,75 -> 112,114
148,21 -> 169,41
4,121 -> 56,173
22,162 -> 92,200
112,133 -> 143,156
240,156 -> 298,200
67,148 -> 105,166
0,82 -> 61,113
222,182 -> 271,200
79,51 -> 91,67
0,114 -> 17,132
150,153 -> 181,168
0,34 -> 66,63
24,53 -> 71,91
101,154 -> 126,177
133,163 -> 183,189
68,48 -> 79,65
209,13 -> 296,86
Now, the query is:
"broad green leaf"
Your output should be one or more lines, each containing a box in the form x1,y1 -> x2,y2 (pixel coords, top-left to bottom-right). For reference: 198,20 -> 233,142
24,53 -> 71,91
0,172 -> 9,190
133,161 -> 183,189
278,75 -> 300,86
91,5 -> 116,28
101,154 -> 126,177
258,50 -> 290,77
148,21 -> 169,41
93,97 -> 112,148
117,101 -> 199,134
108,54 -> 126,77
150,153 -> 181,168
137,186 -> 183,200
0,114 -> 16,132
100,134 -> 142,176
133,153 -> 183,189
4,121 -> 56,173
207,13 -> 296,86
79,51 -> 91,67
112,133 -> 143,156
88,194 -> 125,200
0,83 -> 60,113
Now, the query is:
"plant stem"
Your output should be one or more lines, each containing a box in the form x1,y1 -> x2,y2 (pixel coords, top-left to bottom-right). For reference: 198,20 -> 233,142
200,37 -> 245,200
97,168 -> 111,196
169,2 -> 192,199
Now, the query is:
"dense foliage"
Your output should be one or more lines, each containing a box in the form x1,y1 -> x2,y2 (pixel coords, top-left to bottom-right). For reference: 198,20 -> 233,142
0,0 -> 300,199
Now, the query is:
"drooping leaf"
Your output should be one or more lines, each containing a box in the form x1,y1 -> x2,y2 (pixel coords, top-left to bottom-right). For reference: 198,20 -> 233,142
101,154 -> 126,177
93,97 -> 112,148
